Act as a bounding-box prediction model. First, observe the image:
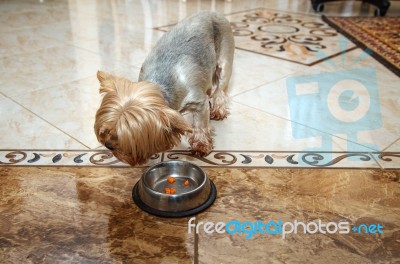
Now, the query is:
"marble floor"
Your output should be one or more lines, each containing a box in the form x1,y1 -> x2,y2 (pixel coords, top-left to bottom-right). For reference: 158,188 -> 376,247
1,167 -> 399,263
0,0 -> 399,169
0,0 -> 400,263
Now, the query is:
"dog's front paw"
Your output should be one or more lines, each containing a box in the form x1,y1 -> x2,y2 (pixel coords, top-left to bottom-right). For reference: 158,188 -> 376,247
188,131 -> 213,157
210,108 -> 229,120
191,140 -> 213,157
210,93 -> 229,120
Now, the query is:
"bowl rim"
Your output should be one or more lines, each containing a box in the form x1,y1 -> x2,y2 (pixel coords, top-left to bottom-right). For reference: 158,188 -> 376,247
141,160 -> 208,197
132,179 -> 217,218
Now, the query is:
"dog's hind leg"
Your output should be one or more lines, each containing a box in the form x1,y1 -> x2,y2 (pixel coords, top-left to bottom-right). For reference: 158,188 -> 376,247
188,100 -> 214,156
210,16 -> 235,121
210,63 -> 231,120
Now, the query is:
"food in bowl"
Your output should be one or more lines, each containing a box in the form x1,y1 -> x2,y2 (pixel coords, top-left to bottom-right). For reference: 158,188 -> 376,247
184,179 -> 189,186
167,176 -> 176,183
164,187 -> 176,194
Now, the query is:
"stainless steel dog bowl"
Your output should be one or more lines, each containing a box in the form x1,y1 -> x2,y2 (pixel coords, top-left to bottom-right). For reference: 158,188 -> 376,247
132,160 -> 217,217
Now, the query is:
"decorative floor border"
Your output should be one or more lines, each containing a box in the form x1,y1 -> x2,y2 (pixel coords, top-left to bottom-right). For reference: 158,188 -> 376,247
1,150 -> 399,169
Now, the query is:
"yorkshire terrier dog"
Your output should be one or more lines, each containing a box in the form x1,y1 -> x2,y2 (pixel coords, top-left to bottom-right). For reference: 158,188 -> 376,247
94,11 -> 234,166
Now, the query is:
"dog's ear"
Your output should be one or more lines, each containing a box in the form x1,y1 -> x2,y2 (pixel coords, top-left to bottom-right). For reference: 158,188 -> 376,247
166,109 -> 193,136
97,70 -> 112,82
97,71 -> 115,94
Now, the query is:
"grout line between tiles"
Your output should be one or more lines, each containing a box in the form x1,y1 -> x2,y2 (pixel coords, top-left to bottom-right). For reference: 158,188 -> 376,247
1,41 -> 140,97
232,100 -> 379,152
3,74 -> 94,100
369,152 -> 384,170
0,41 -> 65,60
9,80 -> 92,99
229,71 -> 296,98
1,93 -> 92,150
229,47 -> 364,100
382,137 -> 400,152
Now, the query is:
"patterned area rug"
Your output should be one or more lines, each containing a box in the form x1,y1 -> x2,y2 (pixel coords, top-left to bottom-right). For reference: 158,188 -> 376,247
322,16 -> 400,77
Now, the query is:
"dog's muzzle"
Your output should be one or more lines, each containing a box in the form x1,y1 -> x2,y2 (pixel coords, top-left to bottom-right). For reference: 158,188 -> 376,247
105,141 -> 114,150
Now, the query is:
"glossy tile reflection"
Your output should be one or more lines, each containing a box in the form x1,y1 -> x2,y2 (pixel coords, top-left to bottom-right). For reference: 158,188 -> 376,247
1,167 -> 399,263
0,167 -> 194,263
1,0 -> 400,263
197,168 -> 400,263
11,67 -> 141,149
0,0 -> 399,168
233,47 -> 400,153
0,95 -> 85,149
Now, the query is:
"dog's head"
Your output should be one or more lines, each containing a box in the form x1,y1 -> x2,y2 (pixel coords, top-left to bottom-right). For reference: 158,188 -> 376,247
94,71 -> 192,166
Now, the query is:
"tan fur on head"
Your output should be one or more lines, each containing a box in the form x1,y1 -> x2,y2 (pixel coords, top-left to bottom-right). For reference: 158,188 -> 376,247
94,71 -> 192,166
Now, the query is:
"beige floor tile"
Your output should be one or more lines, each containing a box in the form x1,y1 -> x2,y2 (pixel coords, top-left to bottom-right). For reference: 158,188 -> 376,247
385,138 -> 400,152
11,66 -> 141,150
70,0 -> 284,28
372,139 -> 400,169
0,28 -> 62,57
233,50 -> 400,151
229,49 -> 306,96
0,6 -> 79,31
0,94 -> 84,149
30,20 -> 113,43
174,102 -> 375,153
70,29 -> 164,68
0,45 -> 133,97
0,0 -> 68,13
373,152 -> 400,169
324,52 -> 399,151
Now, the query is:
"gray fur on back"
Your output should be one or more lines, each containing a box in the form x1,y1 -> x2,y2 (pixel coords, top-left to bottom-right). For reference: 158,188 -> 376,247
138,11 -> 233,112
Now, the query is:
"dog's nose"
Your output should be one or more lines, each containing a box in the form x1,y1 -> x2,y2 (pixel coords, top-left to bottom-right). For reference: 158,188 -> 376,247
105,141 -> 114,150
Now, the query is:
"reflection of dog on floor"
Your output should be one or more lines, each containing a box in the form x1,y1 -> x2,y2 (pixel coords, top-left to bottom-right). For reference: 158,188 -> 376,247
94,11 -> 235,166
